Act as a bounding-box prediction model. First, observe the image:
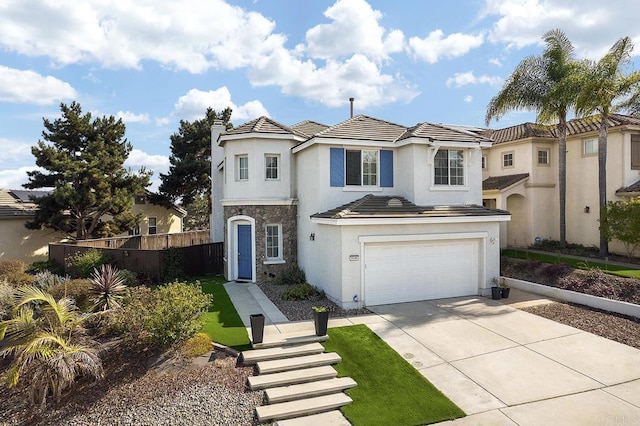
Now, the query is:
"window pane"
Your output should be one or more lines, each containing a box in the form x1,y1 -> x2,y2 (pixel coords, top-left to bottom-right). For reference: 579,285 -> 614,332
362,150 -> 377,186
266,225 -> 280,259
538,150 -> 548,164
266,155 -> 278,180
434,150 -> 449,185
584,139 -> 597,155
449,150 -> 464,185
503,153 -> 513,167
346,150 -> 361,186
239,156 -> 248,180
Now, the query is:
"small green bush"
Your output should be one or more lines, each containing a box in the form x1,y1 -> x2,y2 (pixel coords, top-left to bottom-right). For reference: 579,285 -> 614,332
105,281 -> 212,347
275,265 -> 306,285
66,249 -> 111,278
180,332 -> 213,358
47,279 -> 92,311
26,259 -> 64,275
4,271 -> 34,287
0,280 -> 14,320
32,270 -> 70,289
118,269 -> 139,287
281,282 -> 316,301
162,247 -> 184,282
0,260 -> 26,279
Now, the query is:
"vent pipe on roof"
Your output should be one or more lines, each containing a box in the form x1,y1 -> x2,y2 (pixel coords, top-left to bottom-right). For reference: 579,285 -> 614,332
349,97 -> 354,118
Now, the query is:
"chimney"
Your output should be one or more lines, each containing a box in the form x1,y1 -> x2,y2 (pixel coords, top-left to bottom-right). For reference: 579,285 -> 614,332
349,97 -> 354,118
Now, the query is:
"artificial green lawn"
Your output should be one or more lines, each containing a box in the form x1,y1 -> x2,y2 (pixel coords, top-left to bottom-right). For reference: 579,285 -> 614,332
322,324 -> 465,426
197,275 -> 252,351
502,248 -> 640,278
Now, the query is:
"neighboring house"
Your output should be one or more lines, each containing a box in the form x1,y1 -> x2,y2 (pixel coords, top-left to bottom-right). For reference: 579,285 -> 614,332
210,115 -> 510,309
0,188 -> 186,263
481,114 -> 640,253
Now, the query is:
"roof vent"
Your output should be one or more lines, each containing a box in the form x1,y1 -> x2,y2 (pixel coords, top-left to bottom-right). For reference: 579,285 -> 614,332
387,198 -> 403,207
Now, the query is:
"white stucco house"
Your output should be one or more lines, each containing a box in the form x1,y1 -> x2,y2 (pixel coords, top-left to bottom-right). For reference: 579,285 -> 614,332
210,115 -> 510,309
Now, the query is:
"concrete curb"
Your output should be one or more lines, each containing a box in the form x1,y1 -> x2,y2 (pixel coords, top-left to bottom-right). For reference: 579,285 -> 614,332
503,277 -> 640,319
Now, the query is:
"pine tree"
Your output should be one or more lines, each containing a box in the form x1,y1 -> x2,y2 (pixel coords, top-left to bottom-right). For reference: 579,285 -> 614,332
24,102 -> 151,239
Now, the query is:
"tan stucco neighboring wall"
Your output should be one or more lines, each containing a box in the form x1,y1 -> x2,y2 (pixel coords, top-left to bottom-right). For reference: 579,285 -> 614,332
0,219 -> 67,262
129,203 -> 184,235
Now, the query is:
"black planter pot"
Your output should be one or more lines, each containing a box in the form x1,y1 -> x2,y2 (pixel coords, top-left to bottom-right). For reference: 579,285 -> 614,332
500,287 -> 511,299
491,287 -> 502,300
313,311 -> 329,336
250,314 -> 265,344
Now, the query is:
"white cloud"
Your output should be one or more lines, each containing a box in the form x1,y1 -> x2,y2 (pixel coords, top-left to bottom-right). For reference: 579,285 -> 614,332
408,30 -> 484,63
489,57 -> 503,67
446,71 -> 503,87
483,0 -> 640,59
0,66 -> 77,105
305,0 -> 404,61
125,149 -> 170,170
464,95 -> 473,103
172,87 -> 269,121
116,111 -> 150,123
0,139 -> 34,166
0,166 -> 37,189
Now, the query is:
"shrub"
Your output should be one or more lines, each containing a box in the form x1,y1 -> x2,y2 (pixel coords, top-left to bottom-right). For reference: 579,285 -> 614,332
275,265 -> 306,285
4,271 -> 34,287
66,249 -> 111,278
162,247 -> 184,282
47,279 -> 92,311
89,265 -> 128,311
26,259 -> 64,275
0,260 -> 26,279
539,263 -> 572,283
118,269 -> 139,287
105,281 -> 212,347
0,280 -> 14,320
281,282 -> 317,301
32,270 -> 70,289
180,332 -> 213,358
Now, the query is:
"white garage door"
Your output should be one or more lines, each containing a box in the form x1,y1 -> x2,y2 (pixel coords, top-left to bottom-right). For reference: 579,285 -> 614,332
364,239 -> 479,306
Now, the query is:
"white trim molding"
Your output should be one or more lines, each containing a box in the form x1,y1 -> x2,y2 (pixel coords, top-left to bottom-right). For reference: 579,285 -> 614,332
221,198 -> 298,206
312,215 -> 510,226
226,215 -> 256,282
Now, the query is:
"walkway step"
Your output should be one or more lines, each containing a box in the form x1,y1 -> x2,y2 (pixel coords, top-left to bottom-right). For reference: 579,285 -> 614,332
252,333 -> 328,349
266,377 -> 357,403
257,352 -> 342,374
275,410 -> 351,426
248,366 -> 337,390
241,343 -> 325,365
256,393 -> 352,423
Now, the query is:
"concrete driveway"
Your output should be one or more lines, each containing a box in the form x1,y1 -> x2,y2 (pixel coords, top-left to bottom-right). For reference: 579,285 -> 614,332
366,293 -> 640,425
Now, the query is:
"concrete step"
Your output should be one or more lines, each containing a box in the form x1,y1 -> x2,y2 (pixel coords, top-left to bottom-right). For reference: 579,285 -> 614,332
252,333 -> 329,349
275,410 -> 351,426
266,377 -> 357,404
248,366 -> 337,390
257,352 -> 342,374
241,343 -> 325,365
256,393 -> 352,423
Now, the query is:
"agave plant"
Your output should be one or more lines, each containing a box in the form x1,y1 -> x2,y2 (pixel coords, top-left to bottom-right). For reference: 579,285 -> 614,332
0,286 -> 103,408
89,264 -> 128,311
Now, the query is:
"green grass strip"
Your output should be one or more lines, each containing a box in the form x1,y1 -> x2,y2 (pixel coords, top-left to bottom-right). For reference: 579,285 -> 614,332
322,324 -> 465,426
502,249 -> 640,277
196,275 -> 251,351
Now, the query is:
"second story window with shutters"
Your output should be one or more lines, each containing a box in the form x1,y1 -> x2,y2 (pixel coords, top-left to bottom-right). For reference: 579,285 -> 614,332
330,147 -> 394,189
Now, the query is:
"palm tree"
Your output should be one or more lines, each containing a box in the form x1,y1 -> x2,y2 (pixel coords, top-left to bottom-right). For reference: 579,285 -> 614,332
0,287 -> 103,408
486,29 -> 584,249
575,36 -> 640,257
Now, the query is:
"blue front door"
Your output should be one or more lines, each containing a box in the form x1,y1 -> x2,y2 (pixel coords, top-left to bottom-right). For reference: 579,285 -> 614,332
237,224 -> 252,280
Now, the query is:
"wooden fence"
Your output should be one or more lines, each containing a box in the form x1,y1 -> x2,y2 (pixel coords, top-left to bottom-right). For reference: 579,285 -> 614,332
49,231 -> 223,282
73,230 -> 211,250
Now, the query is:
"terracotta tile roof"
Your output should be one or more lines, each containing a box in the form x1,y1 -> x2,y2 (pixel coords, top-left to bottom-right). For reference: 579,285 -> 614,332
311,194 -> 509,219
483,173 -> 530,191
482,123 -> 554,145
314,115 -> 407,142
399,122 -> 492,143
290,120 -> 329,137
563,114 -> 640,136
617,180 -> 640,194
223,116 -> 307,138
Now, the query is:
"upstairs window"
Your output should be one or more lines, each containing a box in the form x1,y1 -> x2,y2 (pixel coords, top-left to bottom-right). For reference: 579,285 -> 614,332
346,150 -> 378,186
236,155 -> 248,181
481,155 -> 487,170
583,139 -> 598,156
148,217 -> 157,235
265,154 -> 279,180
537,149 -> 549,165
503,152 -> 514,168
434,149 -> 464,186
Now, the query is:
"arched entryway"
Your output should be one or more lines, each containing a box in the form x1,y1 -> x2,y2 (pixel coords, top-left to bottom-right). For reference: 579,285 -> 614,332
227,215 -> 256,282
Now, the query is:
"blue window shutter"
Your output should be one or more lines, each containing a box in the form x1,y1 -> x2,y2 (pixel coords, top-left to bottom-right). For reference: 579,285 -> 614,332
380,150 -> 393,187
330,148 -> 344,187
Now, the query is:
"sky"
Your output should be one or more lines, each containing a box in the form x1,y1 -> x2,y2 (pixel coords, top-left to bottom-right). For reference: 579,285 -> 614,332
1,0 -> 640,191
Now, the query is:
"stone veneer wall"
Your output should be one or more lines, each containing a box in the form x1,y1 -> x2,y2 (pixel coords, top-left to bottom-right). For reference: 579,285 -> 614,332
223,204 -> 297,282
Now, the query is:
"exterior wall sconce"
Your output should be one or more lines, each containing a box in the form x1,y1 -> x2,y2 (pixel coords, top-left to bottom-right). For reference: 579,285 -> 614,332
309,233 -> 315,241
584,206 -> 590,213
